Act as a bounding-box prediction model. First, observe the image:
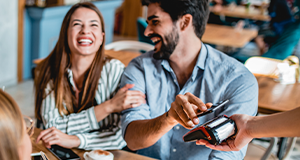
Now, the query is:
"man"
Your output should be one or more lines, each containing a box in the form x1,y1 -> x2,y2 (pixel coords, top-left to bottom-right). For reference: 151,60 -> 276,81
120,0 -> 258,159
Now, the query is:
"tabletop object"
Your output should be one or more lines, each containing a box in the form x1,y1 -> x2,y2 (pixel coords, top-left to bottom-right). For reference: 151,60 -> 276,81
202,24 -> 258,48
31,128 -> 157,160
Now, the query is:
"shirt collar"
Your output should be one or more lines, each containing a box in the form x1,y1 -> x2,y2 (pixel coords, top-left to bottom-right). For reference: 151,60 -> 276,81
161,43 -> 207,80
67,69 -> 76,91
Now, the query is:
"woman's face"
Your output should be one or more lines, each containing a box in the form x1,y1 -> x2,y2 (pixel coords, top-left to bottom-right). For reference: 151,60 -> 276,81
68,7 -> 104,57
18,122 -> 32,160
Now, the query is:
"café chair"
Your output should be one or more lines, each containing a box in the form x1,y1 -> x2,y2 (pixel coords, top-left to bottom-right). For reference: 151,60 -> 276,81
244,56 -> 282,79
105,40 -> 154,53
245,137 -> 278,160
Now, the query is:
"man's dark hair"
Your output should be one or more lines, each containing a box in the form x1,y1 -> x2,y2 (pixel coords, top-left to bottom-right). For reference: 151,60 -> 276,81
141,0 -> 210,39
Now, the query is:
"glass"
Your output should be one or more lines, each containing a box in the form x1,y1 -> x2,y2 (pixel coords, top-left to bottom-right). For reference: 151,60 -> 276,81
23,115 -> 34,137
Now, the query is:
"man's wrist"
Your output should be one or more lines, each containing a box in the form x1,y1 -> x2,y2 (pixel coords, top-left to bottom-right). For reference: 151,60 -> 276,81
165,111 -> 178,126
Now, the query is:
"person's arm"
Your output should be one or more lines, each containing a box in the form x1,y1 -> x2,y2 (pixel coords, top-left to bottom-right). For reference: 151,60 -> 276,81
248,107 -> 300,138
39,59 -> 145,149
37,113 -> 126,150
197,107 -> 300,151
124,93 -> 211,150
120,56 -> 210,150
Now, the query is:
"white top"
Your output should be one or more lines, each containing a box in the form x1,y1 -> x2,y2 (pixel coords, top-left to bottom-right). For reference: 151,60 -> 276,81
41,59 -> 126,150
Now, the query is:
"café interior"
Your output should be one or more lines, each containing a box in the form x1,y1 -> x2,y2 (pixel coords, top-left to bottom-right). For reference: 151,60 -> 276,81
1,0 -> 300,159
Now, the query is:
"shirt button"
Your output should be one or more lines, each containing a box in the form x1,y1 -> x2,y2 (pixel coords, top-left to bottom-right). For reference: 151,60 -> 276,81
173,148 -> 177,152
174,79 -> 177,83
175,126 -> 180,130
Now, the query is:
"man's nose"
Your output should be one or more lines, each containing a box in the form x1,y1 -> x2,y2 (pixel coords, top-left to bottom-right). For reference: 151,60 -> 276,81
144,25 -> 153,37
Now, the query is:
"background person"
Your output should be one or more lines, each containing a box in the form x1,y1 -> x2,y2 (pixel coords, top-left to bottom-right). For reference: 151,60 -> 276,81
120,0 -> 258,159
196,107 -> 300,151
0,89 -> 32,160
34,2 -> 145,150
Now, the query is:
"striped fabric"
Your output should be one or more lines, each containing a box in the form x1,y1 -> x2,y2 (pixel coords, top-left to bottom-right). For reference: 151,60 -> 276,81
41,59 -> 127,150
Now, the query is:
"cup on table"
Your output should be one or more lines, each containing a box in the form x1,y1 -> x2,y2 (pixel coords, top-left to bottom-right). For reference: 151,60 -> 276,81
83,150 -> 114,160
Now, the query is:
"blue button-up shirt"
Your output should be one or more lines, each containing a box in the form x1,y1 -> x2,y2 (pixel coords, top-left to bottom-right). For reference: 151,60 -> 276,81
120,43 -> 258,160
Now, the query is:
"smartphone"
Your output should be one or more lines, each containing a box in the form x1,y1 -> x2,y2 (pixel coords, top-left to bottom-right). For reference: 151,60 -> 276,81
31,151 -> 49,160
47,145 -> 80,160
196,99 -> 229,117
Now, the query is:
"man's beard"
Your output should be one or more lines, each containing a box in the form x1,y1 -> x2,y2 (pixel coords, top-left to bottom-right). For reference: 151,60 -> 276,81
152,26 -> 179,60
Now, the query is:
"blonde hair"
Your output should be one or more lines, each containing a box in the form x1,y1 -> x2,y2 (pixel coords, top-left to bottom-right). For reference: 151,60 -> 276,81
0,90 -> 25,160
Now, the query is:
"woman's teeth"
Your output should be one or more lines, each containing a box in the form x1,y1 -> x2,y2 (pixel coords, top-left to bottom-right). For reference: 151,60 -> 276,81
78,39 -> 92,44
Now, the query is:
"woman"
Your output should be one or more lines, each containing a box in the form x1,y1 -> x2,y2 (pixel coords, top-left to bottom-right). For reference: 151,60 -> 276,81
0,89 -> 32,160
34,2 -> 145,150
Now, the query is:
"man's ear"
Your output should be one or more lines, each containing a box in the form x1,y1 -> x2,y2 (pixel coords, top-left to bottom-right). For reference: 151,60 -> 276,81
180,14 -> 192,31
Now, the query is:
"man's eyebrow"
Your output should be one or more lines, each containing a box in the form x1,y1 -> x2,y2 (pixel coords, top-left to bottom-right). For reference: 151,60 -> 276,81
147,15 -> 159,21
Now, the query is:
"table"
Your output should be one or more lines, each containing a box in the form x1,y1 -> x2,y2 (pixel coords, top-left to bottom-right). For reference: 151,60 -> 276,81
210,5 -> 270,21
256,76 -> 300,114
33,50 -> 141,67
256,76 -> 300,159
202,24 -> 258,48
31,128 -> 156,160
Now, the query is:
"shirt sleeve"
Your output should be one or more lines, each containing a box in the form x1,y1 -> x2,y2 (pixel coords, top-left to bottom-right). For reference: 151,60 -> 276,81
75,122 -> 127,150
209,69 -> 258,160
119,56 -> 152,138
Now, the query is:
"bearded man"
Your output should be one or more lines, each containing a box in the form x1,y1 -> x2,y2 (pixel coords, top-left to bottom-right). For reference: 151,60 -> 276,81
120,0 -> 258,159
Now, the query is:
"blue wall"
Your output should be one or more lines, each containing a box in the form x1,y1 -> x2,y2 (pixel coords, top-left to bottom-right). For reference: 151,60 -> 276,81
23,0 -> 123,79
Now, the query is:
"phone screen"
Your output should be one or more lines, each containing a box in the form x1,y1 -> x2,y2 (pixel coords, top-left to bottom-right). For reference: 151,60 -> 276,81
47,145 -> 80,160
32,155 -> 43,160
31,152 -> 49,160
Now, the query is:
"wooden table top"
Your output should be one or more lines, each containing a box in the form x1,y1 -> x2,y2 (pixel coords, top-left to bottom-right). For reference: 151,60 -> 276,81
210,5 -> 270,21
202,24 -> 258,48
33,50 -> 141,67
257,76 -> 300,114
31,128 -> 156,160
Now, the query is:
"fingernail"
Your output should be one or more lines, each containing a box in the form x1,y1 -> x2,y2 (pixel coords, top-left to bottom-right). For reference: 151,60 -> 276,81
200,105 -> 207,110
187,121 -> 195,127
193,118 -> 199,124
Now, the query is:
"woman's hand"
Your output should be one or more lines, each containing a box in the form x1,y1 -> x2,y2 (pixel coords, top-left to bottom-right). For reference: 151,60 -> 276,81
196,114 -> 254,151
108,84 -> 146,113
36,127 -> 80,149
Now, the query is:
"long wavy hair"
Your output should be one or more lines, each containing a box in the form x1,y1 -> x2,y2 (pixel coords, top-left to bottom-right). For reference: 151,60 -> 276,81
34,2 -> 106,120
0,90 -> 25,160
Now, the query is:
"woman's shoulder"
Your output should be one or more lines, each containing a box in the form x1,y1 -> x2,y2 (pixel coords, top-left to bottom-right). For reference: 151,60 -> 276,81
103,58 -> 125,71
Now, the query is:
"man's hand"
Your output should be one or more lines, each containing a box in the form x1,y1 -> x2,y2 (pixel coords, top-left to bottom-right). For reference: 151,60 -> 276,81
36,127 -> 80,149
167,92 -> 213,129
196,114 -> 254,151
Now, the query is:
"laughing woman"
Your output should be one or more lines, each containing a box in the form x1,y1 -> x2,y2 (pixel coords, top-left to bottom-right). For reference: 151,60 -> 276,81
34,2 -> 145,150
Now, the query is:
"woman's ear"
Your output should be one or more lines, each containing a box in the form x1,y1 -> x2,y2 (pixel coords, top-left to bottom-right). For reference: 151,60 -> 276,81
180,14 -> 192,31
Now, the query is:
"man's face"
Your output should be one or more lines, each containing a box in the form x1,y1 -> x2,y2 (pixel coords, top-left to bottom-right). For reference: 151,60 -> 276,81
145,3 -> 179,60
